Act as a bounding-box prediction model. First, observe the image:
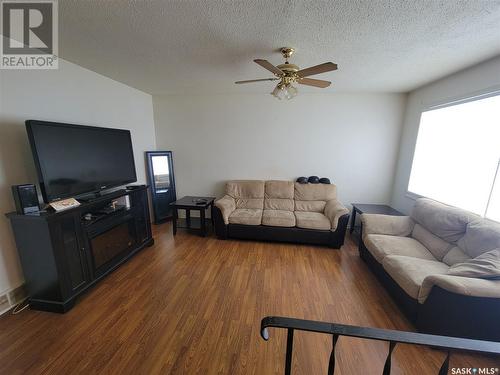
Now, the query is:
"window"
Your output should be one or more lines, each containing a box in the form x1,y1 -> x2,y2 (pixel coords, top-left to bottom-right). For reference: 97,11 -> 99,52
408,93 -> 500,222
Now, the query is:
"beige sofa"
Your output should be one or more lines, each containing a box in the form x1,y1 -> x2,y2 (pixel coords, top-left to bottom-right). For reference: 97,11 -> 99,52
359,198 -> 500,340
213,180 -> 350,248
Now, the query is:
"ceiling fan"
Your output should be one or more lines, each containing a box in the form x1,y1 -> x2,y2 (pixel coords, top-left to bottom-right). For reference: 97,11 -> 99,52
235,47 -> 338,100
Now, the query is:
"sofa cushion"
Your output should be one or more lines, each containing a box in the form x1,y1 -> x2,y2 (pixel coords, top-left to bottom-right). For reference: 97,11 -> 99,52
262,210 -> 296,227
263,180 -> 294,212
294,183 -> 336,201
411,223 -> 453,261
228,209 -> 263,225
411,198 -> 476,243
226,180 -> 265,210
294,200 -> 326,213
457,219 -> 500,258
419,274 -> 500,303
382,256 -> 449,299
447,248 -> 500,279
442,246 -> 471,266
294,211 -> 331,230
364,234 -> 436,263
226,180 -> 265,199
264,198 -> 294,211
235,198 -> 264,210
265,180 -> 294,199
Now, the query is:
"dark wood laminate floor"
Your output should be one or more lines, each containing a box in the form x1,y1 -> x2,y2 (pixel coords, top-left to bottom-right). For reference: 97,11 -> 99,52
0,223 -> 497,374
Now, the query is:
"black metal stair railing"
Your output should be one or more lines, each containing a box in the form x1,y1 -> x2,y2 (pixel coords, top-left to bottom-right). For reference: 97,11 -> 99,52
260,316 -> 500,375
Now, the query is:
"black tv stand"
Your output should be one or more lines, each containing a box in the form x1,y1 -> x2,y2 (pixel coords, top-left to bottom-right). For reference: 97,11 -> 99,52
6,186 -> 153,313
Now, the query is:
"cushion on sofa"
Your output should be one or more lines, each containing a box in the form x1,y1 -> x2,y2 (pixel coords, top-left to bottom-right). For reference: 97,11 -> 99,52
411,223 -> 453,261
235,198 -> 264,209
294,211 -> 331,230
382,255 -> 450,299
226,180 -> 264,198
264,198 -> 294,211
226,180 -> 265,210
364,234 -> 436,263
447,248 -> 500,279
419,274 -> 500,303
457,219 -> 500,258
294,200 -> 326,212
361,214 -> 415,238
411,198 -> 476,243
263,180 -> 294,211
265,180 -> 294,199
442,246 -> 471,266
228,208 -> 263,225
262,210 -> 296,227
294,183 -> 336,201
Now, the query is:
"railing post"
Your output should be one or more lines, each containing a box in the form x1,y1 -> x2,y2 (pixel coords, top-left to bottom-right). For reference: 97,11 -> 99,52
438,351 -> 450,375
382,341 -> 396,375
327,334 -> 339,375
285,328 -> 294,375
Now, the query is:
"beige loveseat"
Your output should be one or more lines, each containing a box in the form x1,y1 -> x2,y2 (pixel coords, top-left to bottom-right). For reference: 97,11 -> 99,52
359,198 -> 500,341
213,180 -> 350,248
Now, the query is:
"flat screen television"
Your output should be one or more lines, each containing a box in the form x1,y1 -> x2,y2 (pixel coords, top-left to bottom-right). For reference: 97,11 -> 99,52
26,120 -> 137,202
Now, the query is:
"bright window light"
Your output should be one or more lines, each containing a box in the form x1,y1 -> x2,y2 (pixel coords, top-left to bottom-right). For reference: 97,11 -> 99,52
408,93 -> 500,222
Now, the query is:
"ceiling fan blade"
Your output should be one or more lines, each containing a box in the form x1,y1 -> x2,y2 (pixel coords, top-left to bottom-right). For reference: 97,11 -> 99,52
235,78 -> 279,84
297,62 -> 338,78
254,59 -> 284,76
298,78 -> 331,88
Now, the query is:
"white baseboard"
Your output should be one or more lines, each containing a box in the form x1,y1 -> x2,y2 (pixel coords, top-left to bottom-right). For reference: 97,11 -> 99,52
0,284 -> 27,316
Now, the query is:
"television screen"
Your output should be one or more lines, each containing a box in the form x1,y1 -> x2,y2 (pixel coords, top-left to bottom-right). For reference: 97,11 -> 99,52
26,120 -> 137,202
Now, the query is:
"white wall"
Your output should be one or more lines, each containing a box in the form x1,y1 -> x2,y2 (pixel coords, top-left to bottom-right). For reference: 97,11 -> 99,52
0,59 -> 156,295
391,55 -> 500,214
153,93 -> 406,210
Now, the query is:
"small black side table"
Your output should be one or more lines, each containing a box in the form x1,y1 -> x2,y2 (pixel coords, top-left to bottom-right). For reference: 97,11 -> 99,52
350,203 -> 404,240
170,196 -> 216,237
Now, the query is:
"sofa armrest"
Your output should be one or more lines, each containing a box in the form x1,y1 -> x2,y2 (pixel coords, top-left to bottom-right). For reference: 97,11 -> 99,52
361,214 -> 415,239
215,195 -> 236,224
324,199 -> 349,231
419,274 -> 500,303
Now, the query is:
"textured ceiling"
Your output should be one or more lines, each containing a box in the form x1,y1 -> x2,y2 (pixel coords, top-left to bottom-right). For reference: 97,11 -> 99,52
59,0 -> 500,95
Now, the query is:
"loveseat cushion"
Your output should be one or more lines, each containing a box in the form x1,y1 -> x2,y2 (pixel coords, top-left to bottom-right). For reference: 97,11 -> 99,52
228,209 -> 263,225
294,211 -> 331,230
364,234 -> 436,263
447,248 -> 500,279
262,210 -> 296,227
411,198 -> 476,243
442,246 -> 471,266
457,219 -> 500,258
382,256 -> 449,299
411,223 -> 453,261
294,183 -> 336,201
419,274 -> 500,303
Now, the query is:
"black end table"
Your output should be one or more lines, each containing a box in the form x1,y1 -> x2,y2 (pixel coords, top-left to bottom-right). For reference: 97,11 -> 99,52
350,203 -> 404,240
170,196 -> 216,237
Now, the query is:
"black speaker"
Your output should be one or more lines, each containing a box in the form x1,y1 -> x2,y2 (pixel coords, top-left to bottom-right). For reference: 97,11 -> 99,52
12,184 -> 40,214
